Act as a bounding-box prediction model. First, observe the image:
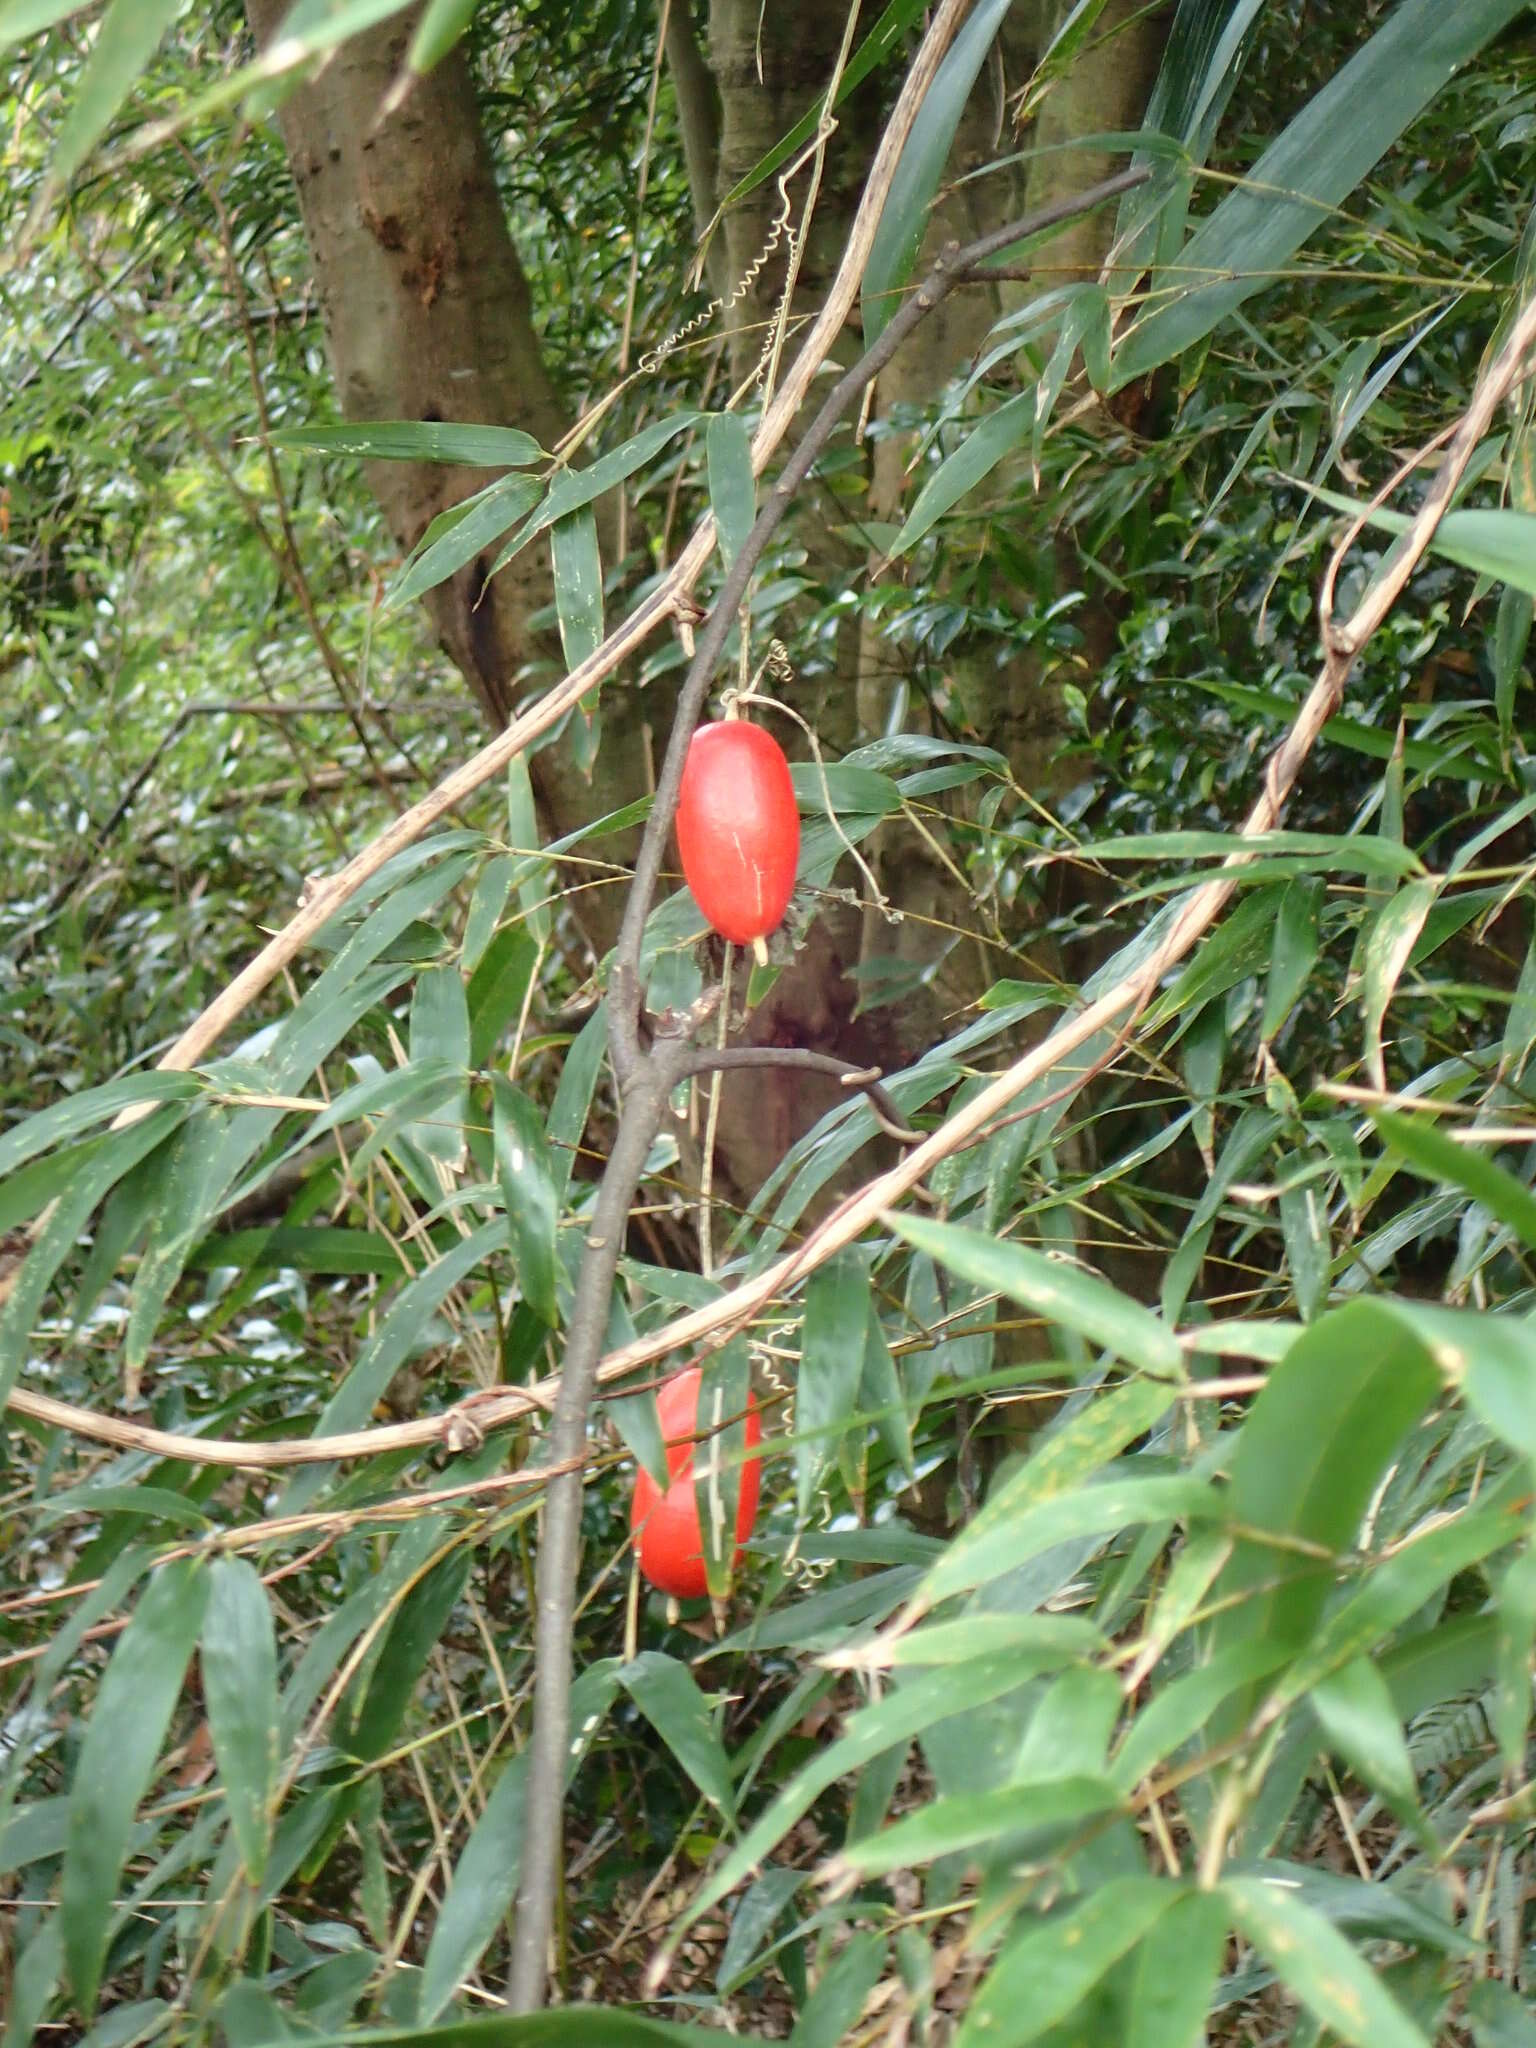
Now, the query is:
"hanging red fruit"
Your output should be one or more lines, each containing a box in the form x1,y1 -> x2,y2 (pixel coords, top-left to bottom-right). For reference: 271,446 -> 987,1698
675,721 -> 799,947
630,1365 -> 763,1600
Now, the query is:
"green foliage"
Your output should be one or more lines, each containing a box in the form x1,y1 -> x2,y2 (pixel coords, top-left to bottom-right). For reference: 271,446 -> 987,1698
4,1 -> 1536,2043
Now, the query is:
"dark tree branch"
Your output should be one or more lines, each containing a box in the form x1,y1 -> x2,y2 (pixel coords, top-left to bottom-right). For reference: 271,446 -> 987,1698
680,1047 -> 922,1145
506,160 -> 1150,2014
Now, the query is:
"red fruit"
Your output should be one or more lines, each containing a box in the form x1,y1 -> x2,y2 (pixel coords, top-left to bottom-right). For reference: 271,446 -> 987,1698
675,721 -> 800,946
630,1366 -> 763,1600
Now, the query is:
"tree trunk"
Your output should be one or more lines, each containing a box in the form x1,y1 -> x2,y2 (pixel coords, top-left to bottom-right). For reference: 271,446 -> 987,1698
244,0 -> 651,955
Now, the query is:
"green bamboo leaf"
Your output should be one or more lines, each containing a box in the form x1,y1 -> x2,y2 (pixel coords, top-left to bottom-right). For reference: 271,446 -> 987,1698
417,1751 -> 528,2023
202,1558 -> 280,1885
955,1878 -> 1184,2047
0,1913 -> 61,2048
796,1254 -> 868,1519
186,1225 -> 409,1277
0,1107 -> 188,1414
706,413 -> 755,571
1206,1299 -> 1444,1741
1373,1108 -> 1536,1255
0,1071 -> 198,1181
835,1773 -> 1120,1880
550,507 -> 604,671
788,1931 -> 885,2048
1279,1169 -> 1330,1324
505,751 -> 552,947
275,2013 -> 717,2045
889,1212 -> 1183,1379
389,473 -> 543,609
349,1549 -> 472,1765
1264,1471 -> 1528,1723
493,1076 -> 559,1326
0,2 -> 96,54
1110,0 -> 1531,389
1494,585 -> 1532,744
404,0 -> 477,74
789,761 -> 902,818
462,855 -> 516,976
274,420 -> 542,467
1222,1877 -> 1432,2048
486,414 -> 705,579
468,924 -> 539,1068
1311,1656 -> 1427,1837
1260,876 -> 1324,1042
546,1004 -> 606,1203
61,1557 -> 210,2015
859,1307 -> 913,1479
1113,1638 -> 1291,1789
1493,1545 -> 1536,1775
664,1649 -> 1058,1959
1468,1980 -> 1536,2048
1075,830 -> 1418,875
1304,484 -> 1536,604
890,389 -> 1032,555
406,966 -> 471,1167
862,0 -> 1013,342
621,1653 -> 736,1821
31,0 -> 181,209
1124,1888 -> 1229,2048
916,1375 -> 1176,1611
695,1341 -> 757,1598
919,1473 -> 1215,1616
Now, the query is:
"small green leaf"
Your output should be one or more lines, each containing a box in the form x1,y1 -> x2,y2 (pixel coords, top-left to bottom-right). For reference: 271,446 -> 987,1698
955,1878 -> 1184,2047
203,1558 -> 280,1885
416,1752 -> 529,2024
622,1653 -> 736,1821
468,923 -> 539,1068
1261,876 -> 1324,1042
1468,1980 -> 1536,2048
349,1549 -> 471,1765
1374,1108 -> 1536,1255
694,1342 -> 758,1599
788,1931 -> 885,2048
463,855 -> 517,976
836,1774 -> 1120,1879
404,0 -> 479,74
390,473 -> 543,609
1360,879 -> 1438,1091
796,1255 -> 868,1519
1222,1876 -> 1431,2048
550,507 -> 604,672
275,419 -> 543,467
888,1212 -> 1183,1379
61,1558 -> 210,2015
1207,1300 -> 1443,1741
1124,1888 -> 1229,2048
32,0 -> 181,208
408,966 -> 470,1166
1311,1656 -> 1427,1838
1,1914 -> 61,2048
493,1076 -> 559,1326
706,413 -> 755,571
1493,1545 -> 1536,1774
859,1308 -> 913,1480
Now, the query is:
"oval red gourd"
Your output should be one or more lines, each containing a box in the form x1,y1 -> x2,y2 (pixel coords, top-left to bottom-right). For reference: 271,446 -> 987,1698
630,1366 -> 763,1600
675,721 -> 799,945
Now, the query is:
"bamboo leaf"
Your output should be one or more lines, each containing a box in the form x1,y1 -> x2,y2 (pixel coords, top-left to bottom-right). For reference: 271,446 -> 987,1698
1223,1877 -> 1432,2048
1111,0 -> 1532,388
61,1558 -> 210,2015
202,1558 -> 279,1886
